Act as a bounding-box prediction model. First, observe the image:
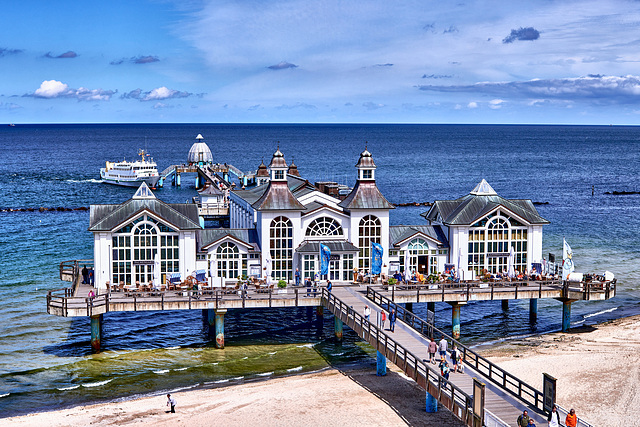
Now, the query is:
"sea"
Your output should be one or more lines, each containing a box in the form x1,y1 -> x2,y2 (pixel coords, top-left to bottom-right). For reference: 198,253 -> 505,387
0,124 -> 638,417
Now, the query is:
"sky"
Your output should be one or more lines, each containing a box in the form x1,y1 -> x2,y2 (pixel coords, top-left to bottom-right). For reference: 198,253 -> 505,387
3,0 -> 640,124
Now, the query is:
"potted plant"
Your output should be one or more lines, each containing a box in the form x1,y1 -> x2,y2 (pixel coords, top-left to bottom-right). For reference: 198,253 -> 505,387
387,277 -> 397,290
277,279 -> 288,294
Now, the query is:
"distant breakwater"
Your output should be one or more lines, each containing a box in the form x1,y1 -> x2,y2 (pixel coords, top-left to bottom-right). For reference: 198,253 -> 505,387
1,206 -> 89,212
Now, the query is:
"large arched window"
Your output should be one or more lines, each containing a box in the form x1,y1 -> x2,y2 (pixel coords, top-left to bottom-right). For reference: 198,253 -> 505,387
216,242 -> 239,278
270,216 -> 293,280
112,215 -> 179,286
468,213 -> 528,275
358,215 -> 381,270
305,217 -> 343,237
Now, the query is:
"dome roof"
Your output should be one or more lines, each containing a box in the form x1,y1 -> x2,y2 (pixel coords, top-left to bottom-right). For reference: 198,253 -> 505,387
187,134 -> 213,164
256,159 -> 269,177
287,158 -> 300,177
268,146 -> 288,169
355,145 -> 376,168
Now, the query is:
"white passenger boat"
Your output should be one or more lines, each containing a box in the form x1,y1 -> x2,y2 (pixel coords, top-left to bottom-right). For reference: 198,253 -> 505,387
100,149 -> 160,188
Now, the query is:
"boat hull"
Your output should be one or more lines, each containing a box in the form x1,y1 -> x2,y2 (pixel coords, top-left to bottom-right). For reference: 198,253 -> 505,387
101,174 -> 160,188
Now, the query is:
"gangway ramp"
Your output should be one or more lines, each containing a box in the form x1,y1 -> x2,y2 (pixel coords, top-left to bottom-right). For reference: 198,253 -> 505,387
326,286 -> 552,426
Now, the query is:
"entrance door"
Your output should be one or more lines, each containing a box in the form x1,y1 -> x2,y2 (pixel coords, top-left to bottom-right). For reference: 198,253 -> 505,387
329,259 -> 340,281
417,255 -> 429,274
135,264 -> 153,284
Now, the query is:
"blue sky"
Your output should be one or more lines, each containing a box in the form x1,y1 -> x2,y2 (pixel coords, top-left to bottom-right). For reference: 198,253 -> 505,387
3,0 -> 640,124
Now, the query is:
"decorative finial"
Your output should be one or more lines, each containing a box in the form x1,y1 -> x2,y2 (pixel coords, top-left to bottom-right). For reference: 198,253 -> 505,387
365,141 -> 368,150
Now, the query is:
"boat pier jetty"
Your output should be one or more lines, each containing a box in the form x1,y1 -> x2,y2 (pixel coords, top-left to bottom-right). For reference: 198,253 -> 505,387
47,273 -> 611,426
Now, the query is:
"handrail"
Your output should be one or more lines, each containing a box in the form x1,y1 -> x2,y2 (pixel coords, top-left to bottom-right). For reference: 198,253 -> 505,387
367,286 -> 547,412
367,286 -> 597,426
321,288 -> 479,427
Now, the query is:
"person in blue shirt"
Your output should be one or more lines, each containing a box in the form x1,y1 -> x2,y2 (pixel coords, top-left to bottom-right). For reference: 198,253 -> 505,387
389,308 -> 396,332
326,280 -> 332,293
295,268 -> 301,287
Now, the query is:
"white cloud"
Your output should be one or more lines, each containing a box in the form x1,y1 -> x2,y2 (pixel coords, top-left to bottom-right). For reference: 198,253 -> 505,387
468,101 -> 478,108
34,80 -> 69,98
489,99 -> 504,109
31,80 -> 115,101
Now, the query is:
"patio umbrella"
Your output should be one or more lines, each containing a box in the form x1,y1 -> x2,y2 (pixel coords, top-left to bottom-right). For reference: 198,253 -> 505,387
456,247 -> 462,280
153,252 -> 161,289
507,246 -> 515,278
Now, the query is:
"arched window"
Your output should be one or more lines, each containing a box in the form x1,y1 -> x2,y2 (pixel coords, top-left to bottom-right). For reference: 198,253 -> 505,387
358,215 -> 381,270
112,215 -> 179,286
216,242 -> 239,278
469,213 -> 528,275
270,216 -> 293,280
305,217 -> 343,237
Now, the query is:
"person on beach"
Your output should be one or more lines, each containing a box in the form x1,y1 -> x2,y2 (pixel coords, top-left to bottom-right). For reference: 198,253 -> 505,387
364,305 -> 371,321
438,335 -> 448,358
389,308 -> 396,332
166,393 -> 176,413
547,404 -> 560,427
428,337 -> 437,364
517,410 -> 530,427
565,408 -> 577,427
380,310 -> 386,329
295,268 -> 300,287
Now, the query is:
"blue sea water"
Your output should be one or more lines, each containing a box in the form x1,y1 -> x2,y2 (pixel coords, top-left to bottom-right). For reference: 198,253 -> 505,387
0,124 -> 638,417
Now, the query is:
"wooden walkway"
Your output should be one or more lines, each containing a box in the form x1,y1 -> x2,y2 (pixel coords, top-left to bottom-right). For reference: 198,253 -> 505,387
329,285 -> 548,426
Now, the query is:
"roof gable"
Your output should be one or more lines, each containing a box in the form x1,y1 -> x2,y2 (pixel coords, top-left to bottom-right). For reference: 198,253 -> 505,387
338,181 -> 394,210
89,198 -> 201,231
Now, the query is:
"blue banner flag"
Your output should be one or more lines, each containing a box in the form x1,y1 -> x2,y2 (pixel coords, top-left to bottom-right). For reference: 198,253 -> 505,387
320,243 -> 331,276
371,242 -> 383,275
562,238 -> 575,279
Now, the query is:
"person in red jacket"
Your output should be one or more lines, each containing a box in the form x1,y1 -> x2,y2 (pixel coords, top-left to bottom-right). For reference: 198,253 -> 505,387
565,408 -> 577,427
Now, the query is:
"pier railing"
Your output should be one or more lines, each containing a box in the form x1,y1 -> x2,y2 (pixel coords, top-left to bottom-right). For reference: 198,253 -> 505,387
321,288 -> 480,427
47,286 -> 323,317
367,287 -> 547,411
366,286 -> 595,426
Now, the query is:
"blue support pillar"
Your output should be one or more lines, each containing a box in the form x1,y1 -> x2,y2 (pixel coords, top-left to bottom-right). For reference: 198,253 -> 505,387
529,299 -> 538,323
449,302 -> 463,339
215,309 -> 227,348
562,300 -> 572,332
334,316 -> 343,340
376,350 -> 387,376
176,173 -> 181,187
90,314 -> 102,353
158,177 -> 164,188
195,175 -> 200,189
243,176 -> 248,187
425,390 -> 438,413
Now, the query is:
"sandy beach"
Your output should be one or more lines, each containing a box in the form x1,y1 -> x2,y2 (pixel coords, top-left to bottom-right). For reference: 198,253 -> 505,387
7,314 -> 639,427
3,366 -> 461,427
482,314 -> 640,426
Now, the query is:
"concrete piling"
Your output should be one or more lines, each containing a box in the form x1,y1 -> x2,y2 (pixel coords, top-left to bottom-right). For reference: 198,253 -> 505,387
90,314 -> 102,353
376,350 -> 387,376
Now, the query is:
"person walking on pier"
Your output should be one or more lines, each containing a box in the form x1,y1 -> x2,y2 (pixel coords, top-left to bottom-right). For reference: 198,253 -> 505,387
81,265 -> 89,284
517,410 -> 530,427
565,408 -> 577,427
295,268 -> 300,287
389,308 -> 396,332
428,338 -> 437,364
380,310 -> 386,330
547,404 -> 560,427
326,280 -> 332,293
364,305 -> 371,322
166,394 -> 176,413
438,336 -> 448,358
